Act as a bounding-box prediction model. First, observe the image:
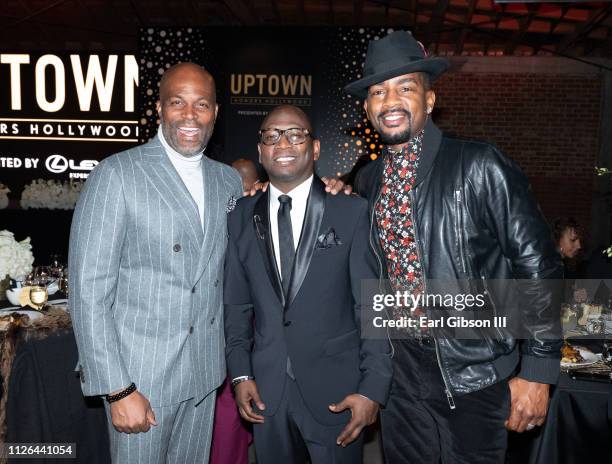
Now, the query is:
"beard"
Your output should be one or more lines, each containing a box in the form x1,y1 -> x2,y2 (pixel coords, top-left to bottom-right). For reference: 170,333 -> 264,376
161,119 -> 210,157
380,127 -> 413,145
376,109 -> 414,146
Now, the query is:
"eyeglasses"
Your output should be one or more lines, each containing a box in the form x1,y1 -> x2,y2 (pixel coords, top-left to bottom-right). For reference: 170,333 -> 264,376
259,128 -> 311,146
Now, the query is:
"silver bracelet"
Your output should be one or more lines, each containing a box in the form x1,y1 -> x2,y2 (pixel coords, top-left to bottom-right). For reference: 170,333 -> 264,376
231,376 -> 254,389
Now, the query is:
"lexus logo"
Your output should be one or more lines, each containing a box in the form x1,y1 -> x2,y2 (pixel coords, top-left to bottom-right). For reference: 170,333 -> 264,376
45,154 -> 98,174
46,154 -> 69,173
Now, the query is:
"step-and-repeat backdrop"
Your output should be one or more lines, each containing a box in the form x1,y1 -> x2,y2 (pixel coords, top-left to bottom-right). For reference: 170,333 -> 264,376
137,27 -> 390,179
1,27 -> 392,206
0,53 -> 139,199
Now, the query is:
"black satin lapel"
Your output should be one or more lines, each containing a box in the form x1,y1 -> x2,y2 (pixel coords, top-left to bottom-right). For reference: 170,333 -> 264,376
253,192 -> 284,305
286,177 -> 326,307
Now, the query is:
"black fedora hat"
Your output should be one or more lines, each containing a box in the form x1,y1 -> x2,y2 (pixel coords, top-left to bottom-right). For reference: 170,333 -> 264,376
344,30 -> 449,98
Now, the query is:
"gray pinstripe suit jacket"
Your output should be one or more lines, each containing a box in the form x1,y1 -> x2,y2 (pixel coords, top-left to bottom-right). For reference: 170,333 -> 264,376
68,135 -> 243,407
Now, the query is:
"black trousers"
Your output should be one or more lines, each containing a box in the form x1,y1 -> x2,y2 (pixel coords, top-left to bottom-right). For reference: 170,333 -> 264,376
253,375 -> 363,464
381,339 -> 510,464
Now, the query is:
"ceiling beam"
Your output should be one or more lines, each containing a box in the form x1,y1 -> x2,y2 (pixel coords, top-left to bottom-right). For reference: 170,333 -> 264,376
484,3 -> 507,54
128,0 -> 145,26
557,6 -> 612,53
6,0 -> 69,32
549,6 -> 570,35
455,0 -> 477,55
504,3 -> 538,55
426,3 -> 588,32
17,0 -> 51,40
425,0 -> 450,52
221,0 -> 259,25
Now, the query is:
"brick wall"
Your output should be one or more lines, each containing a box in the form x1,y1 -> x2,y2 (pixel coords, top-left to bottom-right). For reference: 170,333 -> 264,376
432,72 -> 602,240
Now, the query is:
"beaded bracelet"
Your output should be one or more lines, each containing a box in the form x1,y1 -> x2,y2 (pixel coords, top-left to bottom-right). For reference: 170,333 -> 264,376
106,382 -> 137,403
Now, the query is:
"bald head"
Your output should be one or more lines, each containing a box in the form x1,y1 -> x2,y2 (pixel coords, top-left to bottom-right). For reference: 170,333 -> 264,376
159,63 -> 216,102
156,62 -> 218,157
260,105 -> 313,132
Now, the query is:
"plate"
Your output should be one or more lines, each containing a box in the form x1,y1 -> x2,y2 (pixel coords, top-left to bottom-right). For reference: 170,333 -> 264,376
561,347 -> 601,367
566,336 -> 612,354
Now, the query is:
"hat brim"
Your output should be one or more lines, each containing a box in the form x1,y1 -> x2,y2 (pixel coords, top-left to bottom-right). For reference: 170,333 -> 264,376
344,58 -> 450,98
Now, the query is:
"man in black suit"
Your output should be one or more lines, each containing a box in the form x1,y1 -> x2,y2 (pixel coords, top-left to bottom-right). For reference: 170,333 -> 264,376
224,105 -> 392,463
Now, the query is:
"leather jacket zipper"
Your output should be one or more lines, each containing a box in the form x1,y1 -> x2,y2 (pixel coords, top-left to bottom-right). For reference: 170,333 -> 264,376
409,189 -> 456,410
455,189 -> 468,275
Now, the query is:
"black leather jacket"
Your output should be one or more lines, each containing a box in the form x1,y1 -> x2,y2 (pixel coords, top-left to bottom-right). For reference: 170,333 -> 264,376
354,119 -> 562,401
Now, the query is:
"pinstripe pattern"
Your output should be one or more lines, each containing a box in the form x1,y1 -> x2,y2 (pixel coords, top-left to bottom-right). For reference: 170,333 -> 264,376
69,134 -> 242,410
103,393 -> 217,464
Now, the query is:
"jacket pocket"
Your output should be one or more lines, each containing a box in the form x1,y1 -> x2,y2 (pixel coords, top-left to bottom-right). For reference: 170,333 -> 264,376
323,329 -> 360,356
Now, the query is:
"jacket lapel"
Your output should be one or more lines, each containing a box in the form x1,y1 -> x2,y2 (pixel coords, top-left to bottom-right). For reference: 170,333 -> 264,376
415,118 -> 442,187
193,157 -> 224,285
253,191 -> 285,305
286,177 -> 325,308
136,136 -> 203,246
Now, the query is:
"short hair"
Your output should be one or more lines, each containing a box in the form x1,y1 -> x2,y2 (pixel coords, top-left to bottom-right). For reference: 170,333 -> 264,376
553,217 -> 582,243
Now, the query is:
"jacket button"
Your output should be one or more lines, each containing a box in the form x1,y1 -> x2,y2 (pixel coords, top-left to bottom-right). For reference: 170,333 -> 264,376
173,244 -> 181,252
284,321 -> 291,327
189,326 -> 194,334
192,287 -> 196,293
214,279 -> 219,287
210,317 -> 215,325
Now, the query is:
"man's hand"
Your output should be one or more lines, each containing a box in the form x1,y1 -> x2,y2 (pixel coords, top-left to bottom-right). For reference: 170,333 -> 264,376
505,377 -> 550,432
321,177 -> 353,195
234,380 -> 266,423
110,390 -> 158,434
329,394 -> 379,447
244,181 -> 269,197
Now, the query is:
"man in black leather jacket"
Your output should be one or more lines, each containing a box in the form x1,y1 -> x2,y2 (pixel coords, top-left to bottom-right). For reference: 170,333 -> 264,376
342,31 -> 563,463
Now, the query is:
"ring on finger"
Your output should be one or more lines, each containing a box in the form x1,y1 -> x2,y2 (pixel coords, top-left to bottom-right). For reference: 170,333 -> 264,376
526,423 -> 536,431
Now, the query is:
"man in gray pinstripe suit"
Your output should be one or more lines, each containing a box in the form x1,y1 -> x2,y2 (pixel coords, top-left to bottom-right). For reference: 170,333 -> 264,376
69,63 -> 243,463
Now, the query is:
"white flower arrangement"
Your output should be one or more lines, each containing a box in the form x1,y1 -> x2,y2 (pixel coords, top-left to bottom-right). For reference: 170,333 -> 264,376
20,179 -> 84,210
0,230 -> 34,281
0,183 -> 9,209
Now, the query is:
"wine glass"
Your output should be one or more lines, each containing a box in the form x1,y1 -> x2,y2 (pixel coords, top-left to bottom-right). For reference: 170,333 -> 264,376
33,266 -> 52,287
28,267 -> 51,310
49,255 -> 65,280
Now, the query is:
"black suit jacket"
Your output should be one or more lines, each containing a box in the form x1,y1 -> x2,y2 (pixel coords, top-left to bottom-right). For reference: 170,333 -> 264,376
224,177 -> 392,426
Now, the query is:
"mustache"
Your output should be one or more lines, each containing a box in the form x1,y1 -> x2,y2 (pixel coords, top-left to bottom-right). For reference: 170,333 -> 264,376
377,108 -> 411,120
169,120 -> 204,129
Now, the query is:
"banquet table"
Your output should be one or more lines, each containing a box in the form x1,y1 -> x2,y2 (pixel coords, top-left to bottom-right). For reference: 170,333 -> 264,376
507,354 -> 612,463
0,303 -> 110,464
1,301 -> 610,464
